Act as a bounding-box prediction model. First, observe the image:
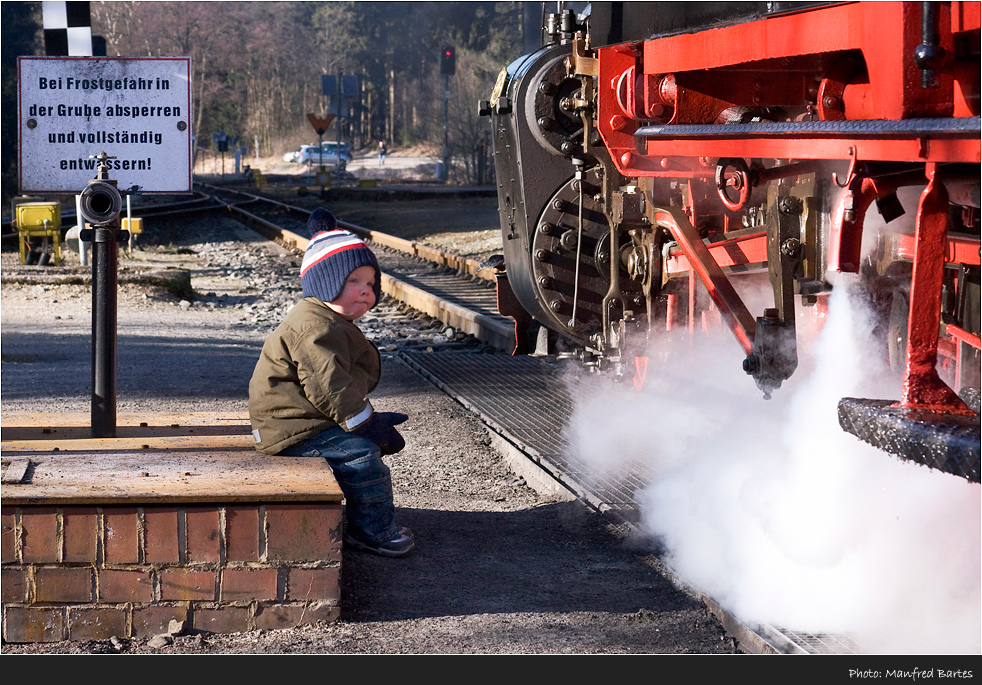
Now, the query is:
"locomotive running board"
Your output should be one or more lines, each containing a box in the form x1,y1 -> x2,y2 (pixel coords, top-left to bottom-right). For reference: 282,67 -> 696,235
837,398 -> 981,483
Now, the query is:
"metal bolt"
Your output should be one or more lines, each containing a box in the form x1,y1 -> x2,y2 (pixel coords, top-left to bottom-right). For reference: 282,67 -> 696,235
535,249 -> 550,262
743,355 -> 758,374
778,196 -> 803,215
781,237 -> 801,257
823,95 -> 841,109
610,114 -> 629,132
550,299 -> 563,311
538,276 -> 554,289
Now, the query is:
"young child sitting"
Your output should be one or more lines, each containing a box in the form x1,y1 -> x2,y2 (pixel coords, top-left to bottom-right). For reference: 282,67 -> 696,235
248,208 -> 414,557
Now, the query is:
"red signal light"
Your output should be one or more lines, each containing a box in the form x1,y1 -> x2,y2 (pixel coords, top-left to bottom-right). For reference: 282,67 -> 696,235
440,45 -> 455,76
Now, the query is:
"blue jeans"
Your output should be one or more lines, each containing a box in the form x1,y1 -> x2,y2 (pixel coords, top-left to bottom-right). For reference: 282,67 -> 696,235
279,426 -> 395,545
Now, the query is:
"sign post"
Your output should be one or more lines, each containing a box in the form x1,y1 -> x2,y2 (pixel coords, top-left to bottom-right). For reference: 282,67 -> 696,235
321,71 -> 359,178
307,112 -> 336,190
18,56 -> 192,437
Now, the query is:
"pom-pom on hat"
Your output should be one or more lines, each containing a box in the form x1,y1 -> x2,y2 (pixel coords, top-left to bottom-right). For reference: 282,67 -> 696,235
301,229 -> 382,306
306,207 -> 337,237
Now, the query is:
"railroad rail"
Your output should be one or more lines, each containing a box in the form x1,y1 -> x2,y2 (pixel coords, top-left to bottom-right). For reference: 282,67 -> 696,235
191,183 -> 517,353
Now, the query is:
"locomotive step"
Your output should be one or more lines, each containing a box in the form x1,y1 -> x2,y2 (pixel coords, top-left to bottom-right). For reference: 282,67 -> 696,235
837,398 -> 981,483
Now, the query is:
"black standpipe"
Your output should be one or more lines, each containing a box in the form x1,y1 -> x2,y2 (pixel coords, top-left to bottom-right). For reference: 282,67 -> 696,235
90,223 -> 118,437
78,154 -> 125,438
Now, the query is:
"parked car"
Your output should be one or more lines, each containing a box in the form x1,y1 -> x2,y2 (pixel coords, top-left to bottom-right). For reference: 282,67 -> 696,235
282,148 -> 304,163
283,142 -> 353,167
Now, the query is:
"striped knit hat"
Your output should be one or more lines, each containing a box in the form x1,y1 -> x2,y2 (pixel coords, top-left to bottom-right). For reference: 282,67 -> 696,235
300,229 -> 382,306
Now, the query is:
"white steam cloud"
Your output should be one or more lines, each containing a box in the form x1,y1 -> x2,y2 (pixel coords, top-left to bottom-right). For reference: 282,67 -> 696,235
568,279 -> 980,654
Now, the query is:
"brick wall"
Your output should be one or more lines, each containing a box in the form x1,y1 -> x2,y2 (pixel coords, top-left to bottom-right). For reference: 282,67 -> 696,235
1,502 -> 343,643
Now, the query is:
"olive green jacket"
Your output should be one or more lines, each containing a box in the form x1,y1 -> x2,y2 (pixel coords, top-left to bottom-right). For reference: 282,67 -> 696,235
248,297 -> 380,454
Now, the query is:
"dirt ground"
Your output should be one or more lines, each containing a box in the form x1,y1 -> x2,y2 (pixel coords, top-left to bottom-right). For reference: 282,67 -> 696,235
0,198 -> 739,656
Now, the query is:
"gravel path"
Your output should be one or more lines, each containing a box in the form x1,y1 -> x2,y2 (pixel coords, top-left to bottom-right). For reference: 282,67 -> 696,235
1,210 -> 736,655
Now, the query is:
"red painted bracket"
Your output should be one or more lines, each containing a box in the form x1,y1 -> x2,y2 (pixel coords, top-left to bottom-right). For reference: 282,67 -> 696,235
899,163 -> 973,415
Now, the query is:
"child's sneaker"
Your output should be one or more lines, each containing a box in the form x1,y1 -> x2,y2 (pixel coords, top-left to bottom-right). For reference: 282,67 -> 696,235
344,527 -> 415,558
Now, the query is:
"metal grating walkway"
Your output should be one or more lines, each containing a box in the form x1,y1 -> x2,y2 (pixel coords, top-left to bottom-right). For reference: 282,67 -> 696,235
399,349 -> 872,655
399,350 -> 646,523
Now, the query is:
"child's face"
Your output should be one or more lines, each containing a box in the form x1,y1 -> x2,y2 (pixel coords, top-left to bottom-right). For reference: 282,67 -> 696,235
326,265 -> 376,321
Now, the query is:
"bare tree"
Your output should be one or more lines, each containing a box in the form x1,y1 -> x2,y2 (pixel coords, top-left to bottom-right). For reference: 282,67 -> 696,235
87,1 -> 527,168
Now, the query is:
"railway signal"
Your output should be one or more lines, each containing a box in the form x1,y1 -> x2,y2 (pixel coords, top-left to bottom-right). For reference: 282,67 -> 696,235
437,45 -> 455,182
440,45 -> 455,76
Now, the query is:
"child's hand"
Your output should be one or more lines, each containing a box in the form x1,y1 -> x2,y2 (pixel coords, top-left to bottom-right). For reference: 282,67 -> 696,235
375,412 -> 408,426
356,413 -> 407,455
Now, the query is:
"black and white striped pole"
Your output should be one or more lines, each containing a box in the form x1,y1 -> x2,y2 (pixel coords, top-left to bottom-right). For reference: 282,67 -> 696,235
43,1 -> 97,270
41,1 -> 93,56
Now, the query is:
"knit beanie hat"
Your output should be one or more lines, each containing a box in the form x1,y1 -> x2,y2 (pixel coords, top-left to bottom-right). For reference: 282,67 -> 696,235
306,207 -> 337,237
301,229 -> 382,306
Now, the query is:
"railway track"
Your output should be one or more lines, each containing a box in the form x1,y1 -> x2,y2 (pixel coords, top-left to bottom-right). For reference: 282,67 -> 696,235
190,183 -> 518,353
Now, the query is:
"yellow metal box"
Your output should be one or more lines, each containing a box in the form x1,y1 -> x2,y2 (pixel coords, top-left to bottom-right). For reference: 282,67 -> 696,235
15,201 -> 62,265
16,202 -> 60,231
122,217 -> 143,234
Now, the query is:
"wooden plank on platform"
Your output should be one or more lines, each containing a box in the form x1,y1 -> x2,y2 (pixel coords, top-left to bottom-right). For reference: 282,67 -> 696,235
0,412 -> 343,506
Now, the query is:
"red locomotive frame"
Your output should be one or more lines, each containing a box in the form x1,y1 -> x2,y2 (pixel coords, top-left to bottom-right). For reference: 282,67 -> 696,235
587,0 -> 979,411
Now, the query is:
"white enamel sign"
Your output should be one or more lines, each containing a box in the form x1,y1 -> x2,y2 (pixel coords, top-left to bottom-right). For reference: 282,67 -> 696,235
18,56 -> 192,193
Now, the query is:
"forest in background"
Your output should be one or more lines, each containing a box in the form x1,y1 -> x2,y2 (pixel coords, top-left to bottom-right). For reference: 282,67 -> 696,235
2,1 -> 541,202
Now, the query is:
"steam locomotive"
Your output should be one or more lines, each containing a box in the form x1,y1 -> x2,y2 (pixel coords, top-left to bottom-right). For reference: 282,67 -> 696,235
480,2 -> 980,482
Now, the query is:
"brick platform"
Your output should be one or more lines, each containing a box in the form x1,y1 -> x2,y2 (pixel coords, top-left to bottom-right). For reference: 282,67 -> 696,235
1,412 -> 344,643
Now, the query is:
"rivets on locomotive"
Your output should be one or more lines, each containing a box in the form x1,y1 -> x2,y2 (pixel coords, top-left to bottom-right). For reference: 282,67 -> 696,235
535,249 -> 550,262
538,276 -> 555,289
550,299 -> 564,311
539,222 -> 555,235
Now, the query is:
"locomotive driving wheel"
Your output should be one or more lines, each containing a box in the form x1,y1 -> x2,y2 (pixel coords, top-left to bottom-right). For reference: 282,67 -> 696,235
529,167 -> 643,344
